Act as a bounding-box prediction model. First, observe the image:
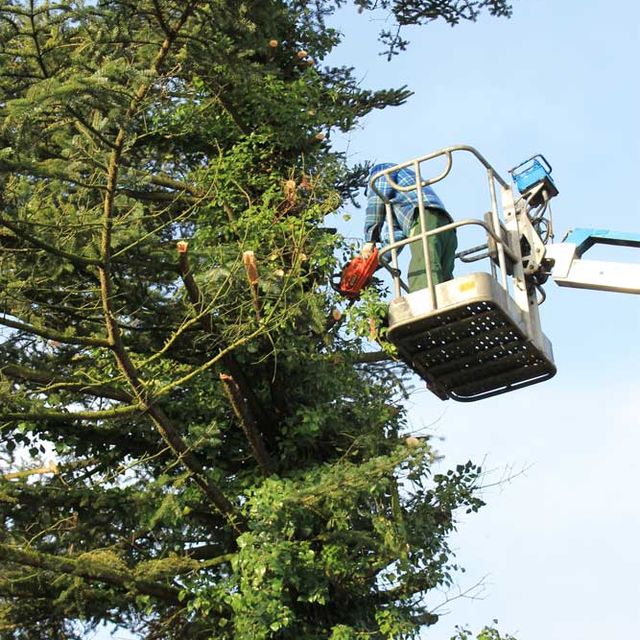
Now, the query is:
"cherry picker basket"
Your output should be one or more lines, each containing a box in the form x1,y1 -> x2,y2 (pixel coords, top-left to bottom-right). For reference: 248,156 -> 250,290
371,147 -> 557,401
387,273 -> 556,401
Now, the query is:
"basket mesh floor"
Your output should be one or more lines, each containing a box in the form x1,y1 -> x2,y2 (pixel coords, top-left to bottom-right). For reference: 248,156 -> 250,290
389,300 -> 556,401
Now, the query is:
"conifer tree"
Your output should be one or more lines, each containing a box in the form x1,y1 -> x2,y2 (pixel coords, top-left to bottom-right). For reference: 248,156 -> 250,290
0,1 -> 511,638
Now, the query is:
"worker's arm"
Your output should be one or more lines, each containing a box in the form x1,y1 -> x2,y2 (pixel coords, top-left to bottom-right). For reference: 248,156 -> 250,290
362,175 -> 393,257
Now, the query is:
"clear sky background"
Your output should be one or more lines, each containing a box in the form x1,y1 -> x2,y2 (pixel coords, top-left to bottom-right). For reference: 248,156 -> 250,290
325,1 -> 640,639
93,1 -> 639,638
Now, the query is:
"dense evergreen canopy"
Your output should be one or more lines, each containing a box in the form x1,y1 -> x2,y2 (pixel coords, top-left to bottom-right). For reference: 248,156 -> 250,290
0,1 -> 511,638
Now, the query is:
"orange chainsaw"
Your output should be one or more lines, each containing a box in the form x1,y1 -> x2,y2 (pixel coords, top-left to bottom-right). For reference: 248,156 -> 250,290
333,246 -> 379,300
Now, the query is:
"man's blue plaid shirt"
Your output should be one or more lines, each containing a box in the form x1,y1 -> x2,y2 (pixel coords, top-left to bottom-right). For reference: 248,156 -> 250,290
364,162 -> 450,244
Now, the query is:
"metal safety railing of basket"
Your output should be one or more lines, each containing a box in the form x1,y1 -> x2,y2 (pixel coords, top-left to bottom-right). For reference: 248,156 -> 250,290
370,145 -> 518,307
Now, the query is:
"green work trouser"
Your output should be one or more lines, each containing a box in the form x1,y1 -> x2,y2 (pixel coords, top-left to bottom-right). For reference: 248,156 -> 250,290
407,208 -> 458,292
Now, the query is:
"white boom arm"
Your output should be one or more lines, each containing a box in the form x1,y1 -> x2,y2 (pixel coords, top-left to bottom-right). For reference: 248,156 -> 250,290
546,229 -> 640,295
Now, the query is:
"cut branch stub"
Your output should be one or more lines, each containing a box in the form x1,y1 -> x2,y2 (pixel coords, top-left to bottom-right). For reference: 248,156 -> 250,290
242,251 -> 261,321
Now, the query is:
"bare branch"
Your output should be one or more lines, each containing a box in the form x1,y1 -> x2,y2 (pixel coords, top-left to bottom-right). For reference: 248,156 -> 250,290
220,373 -> 275,476
2,461 -> 58,480
151,0 -> 172,36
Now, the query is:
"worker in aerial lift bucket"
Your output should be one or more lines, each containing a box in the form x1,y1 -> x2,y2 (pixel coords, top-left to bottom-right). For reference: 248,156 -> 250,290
361,162 -> 457,291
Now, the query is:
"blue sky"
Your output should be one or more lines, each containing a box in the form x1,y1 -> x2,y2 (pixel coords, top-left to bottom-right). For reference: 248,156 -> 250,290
325,1 -> 640,639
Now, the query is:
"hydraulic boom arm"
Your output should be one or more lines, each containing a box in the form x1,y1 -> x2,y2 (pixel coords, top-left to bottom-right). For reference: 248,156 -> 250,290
546,228 -> 640,295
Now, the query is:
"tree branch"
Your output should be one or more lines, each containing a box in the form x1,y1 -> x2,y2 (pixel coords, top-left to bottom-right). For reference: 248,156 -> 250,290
95,0 -> 242,531
177,244 -> 276,435
149,172 -> 200,194
151,0 -> 172,36
354,350 -> 394,364
1,404 -> 141,423
119,189 -> 199,205
2,461 -> 58,481
1,363 -> 133,403
0,543 -> 182,605
0,316 -> 110,348
0,157 -> 200,207
0,216 -> 103,268
69,105 -> 118,150
220,373 -> 275,476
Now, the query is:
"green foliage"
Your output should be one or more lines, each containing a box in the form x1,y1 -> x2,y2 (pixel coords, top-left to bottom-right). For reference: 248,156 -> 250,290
451,623 -> 519,640
0,0 -> 511,639
348,0 -> 513,58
